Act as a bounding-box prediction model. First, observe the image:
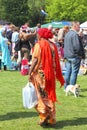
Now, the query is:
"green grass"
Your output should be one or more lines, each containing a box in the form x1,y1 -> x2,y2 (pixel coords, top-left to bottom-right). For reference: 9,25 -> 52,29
0,71 -> 87,130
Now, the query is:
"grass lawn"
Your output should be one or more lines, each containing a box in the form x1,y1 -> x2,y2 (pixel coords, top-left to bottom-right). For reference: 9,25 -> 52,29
0,71 -> 87,130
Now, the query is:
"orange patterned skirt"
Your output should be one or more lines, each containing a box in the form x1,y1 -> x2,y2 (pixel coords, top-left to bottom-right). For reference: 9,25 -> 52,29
31,70 -> 56,126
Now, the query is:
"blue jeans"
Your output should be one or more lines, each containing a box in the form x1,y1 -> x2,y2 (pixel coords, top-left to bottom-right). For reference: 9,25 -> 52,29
64,57 -> 81,89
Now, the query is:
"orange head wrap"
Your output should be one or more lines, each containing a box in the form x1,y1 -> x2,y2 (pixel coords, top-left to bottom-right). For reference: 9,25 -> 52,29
38,28 -> 53,39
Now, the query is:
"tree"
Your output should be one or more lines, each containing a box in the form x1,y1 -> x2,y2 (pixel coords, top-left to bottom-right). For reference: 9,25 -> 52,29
28,0 -> 47,26
1,0 -> 87,26
1,0 -> 29,26
46,0 -> 87,23
0,0 -> 47,26
0,0 -> 6,20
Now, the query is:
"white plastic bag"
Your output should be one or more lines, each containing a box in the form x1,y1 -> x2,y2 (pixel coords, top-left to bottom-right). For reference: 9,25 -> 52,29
22,82 -> 38,109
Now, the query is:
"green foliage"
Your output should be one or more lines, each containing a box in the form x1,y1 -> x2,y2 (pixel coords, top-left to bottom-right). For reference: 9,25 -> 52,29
1,0 -> 29,26
0,0 -> 6,19
0,0 -> 47,26
27,0 -> 47,26
0,0 -> 87,26
46,0 -> 87,23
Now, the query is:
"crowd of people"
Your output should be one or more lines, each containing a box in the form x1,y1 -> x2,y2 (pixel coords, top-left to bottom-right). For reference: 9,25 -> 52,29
0,21 -> 87,126
0,22 -> 37,71
0,22 -> 87,72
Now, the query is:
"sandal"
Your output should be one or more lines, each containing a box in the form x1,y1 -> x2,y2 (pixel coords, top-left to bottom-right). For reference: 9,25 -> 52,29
38,115 -> 50,126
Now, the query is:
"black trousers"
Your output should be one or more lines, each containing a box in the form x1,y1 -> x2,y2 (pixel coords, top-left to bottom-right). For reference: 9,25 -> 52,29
0,59 -> 1,70
0,60 -> 7,70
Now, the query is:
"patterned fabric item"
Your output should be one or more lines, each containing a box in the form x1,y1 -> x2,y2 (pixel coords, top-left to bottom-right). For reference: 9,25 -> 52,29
39,39 -> 65,102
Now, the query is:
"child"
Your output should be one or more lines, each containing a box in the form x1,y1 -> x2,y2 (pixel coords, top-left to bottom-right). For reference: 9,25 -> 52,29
21,51 -> 29,76
11,55 -> 18,71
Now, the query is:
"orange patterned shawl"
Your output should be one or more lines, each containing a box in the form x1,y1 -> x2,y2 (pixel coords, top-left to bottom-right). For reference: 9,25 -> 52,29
39,39 -> 65,102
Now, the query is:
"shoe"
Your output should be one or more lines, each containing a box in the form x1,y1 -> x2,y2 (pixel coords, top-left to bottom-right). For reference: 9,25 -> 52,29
38,116 -> 50,126
47,118 -> 56,125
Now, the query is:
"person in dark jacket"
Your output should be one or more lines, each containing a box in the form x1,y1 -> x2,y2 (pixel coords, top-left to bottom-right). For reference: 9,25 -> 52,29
64,21 -> 85,90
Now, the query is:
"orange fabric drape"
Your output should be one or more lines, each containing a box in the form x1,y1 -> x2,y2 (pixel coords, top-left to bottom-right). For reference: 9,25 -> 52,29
39,39 -> 65,102
53,43 -> 65,87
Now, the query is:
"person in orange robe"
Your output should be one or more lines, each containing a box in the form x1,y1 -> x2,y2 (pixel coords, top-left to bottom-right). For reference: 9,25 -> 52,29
28,28 -> 65,126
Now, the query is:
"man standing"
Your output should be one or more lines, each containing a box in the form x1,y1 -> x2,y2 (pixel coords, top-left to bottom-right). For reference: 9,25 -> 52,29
64,21 -> 85,90
58,26 -> 69,44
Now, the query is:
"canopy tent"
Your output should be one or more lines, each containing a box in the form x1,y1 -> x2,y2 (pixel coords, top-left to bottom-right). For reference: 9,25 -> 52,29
41,21 -> 71,28
80,21 -> 87,29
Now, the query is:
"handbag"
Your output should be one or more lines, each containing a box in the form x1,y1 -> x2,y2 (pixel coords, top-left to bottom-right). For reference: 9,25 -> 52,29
22,82 -> 38,109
